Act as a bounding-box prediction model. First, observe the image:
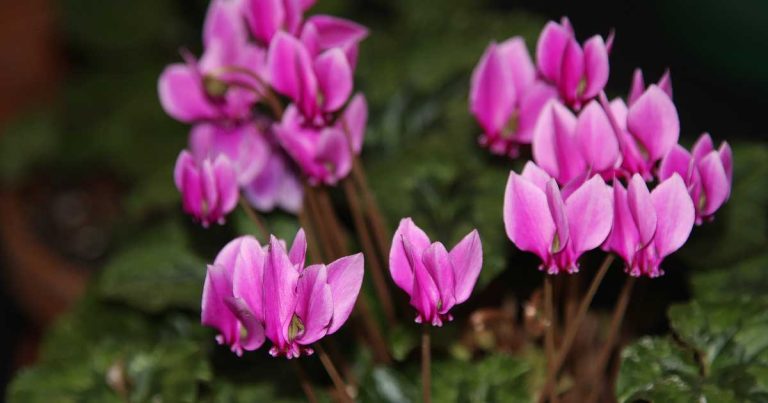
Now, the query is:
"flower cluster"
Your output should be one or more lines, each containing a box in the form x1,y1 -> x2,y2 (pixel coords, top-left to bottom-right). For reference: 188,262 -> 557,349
201,228 -> 364,358
490,18 -> 732,277
159,0 -> 369,225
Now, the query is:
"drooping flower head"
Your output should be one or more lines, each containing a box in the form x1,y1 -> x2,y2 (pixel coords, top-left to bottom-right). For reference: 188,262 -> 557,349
470,37 -> 556,157
504,162 -> 613,274
174,150 -> 238,227
535,17 -> 611,109
389,218 -> 483,326
659,133 -> 732,224
188,122 -> 270,185
604,174 -> 695,277
201,229 -> 364,358
532,99 -> 620,184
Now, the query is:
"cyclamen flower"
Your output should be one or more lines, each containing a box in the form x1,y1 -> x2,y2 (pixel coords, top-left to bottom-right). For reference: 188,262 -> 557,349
174,151 -> 238,227
604,85 -> 680,180
243,143 -> 304,214
268,32 -> 354,121
389,218 -> 483,326
604,174 -> 695,277
659,133 -> 733,224
532,99 -> 620,184
158,0 -> 264,123
536,17 -> 611,109
504,162 -> 613,274
628,68 -> 672,105
202,230 -> 364,358
469,37 -> 556,157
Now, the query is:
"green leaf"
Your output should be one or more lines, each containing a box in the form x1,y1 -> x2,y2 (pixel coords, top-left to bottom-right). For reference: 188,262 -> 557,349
691,253 -> 768,302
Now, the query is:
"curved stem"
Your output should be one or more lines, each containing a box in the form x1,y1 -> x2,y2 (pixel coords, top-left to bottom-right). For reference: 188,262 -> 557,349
538,254 -> 615,403
422,324 -> 432,403
316,344 -> 353,403
586,276 -> 636,403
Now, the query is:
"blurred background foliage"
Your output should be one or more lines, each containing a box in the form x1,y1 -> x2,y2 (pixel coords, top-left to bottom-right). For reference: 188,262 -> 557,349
1,0 -> 766,401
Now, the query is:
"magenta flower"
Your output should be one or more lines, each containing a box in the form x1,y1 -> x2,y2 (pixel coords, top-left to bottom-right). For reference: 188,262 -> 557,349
604,174 -> 695,277
659,133 -> 733,224
628,68 -> 672,105
300,15 -> 369,68
469,37 -> 556,157
604,85 -> 680,180
274,105 -> 353,185
174,150 -> 238,227
241,0 -> 315,44
202,230 -> 364,358
158,0 -> 264,123
532,100 -> 620,184
267,31 -> 353,121
202,236 -> 266,356
389,218 -> 483,326
504,162 -> 613,274
536,17 -> 610,109
188,122 -> 270,185
242,142 -> 304,214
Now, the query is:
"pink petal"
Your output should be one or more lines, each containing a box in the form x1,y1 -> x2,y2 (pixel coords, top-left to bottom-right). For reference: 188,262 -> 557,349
203,0 -> 245,48
604,182 -> 639,264
698,152 -> 730,216
422,242 -> 455,315
289,228 -> 307,269
626,174 -> 657,248
520,161 -> 552,191
582,35 -> 609,99
564,175 -> 613,254
158,64 -> 216,123
410,244 -> 440,324
503,172 -> 556,262
201,264 -> 239,347
232,236 -> 266,322
532,100 -> 583,183
658,144 -> 692,183
536,21 -> 571,82
558,39 -> 584,104
174,150 -> 195,191
314,48 -> 353,112
243,0 -> 285,44
316,127 -> 353,184
267,32 -> 318,116
576,101 -> 619,172
224,297 -> 265,351
545,179 -> 569,253
389,218 -> 431,295
516,81 -> 558,143
691,133 -> 715,163
626,85 -> 680,162
651,174 -> 695,258
657,69 -> 673,99
449,230 -> 482,304
294,264 -> 333,344
326,253 -> 364,334
303,15 -> 368,51
470,43 -> 515,136
263,236 -> 300,347
338,93 -> 367,154
497,37 -> 535,96
719,142 -> 733,185
628,69 -> 645,106
213,155 -> 239,218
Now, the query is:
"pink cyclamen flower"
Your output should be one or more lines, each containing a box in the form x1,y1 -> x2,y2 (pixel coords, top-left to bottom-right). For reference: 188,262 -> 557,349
628,68 -> 672,105
243,142 -> 304,214
536,17 -> 610,109
158,0 -> 264,123
504,162 -> 613,274
604,174 -> 695,277
389,218 -> 483,326
202,230 -> 364,358
174,150 -> 238,227
532,99 -> 620,184
602,85 -> 680,180
659,133 -> 733,224
470,37 -> 557,157
189,122 -> 270,185
274,104 -> 353,185
268,31 -> 353,121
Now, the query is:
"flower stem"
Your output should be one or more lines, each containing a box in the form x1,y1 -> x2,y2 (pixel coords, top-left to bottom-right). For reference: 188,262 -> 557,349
239,195 -> 269,241
543,276 -> 559,403
350,158 -> 390,261
422,324 -> 432,403
538,254 -> 615,403
342,178 -> 397,325
586,276 -> 636,403
290,360 -> 319,403
316,344 -> 353,403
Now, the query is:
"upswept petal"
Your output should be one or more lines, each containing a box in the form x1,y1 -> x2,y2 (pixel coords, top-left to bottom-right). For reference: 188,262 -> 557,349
691,133 -> 715,163
626,175 -> 657,248
267,32 -> 318,116
224,297 -> 266,351
545,179 -> 569,253
576,101 -> 619,172
264,236 -> 300,347
244,0 -> 285,44
294,264 -> 333,344
212,155 -> 239,218
202,264 -> 239,347
390,218 -> 431,294
315,48 -> 353,112
658,144 -> 692,182
626,85 -> 680,161
651,174 -> 695,258
503,172 -> 556,261
520,161 -> 552,191
558,39 -> 584,104
288,228 -> 307,269
422,242 -> 455,315
303,15 -> 369,51
449,230 -> 482,304
470,43 -> 515,136
326,253 -> 364,334
158,64 -> 216,123
232,236 -> 266,322
203,0 -> 245,48
564,175 -> 613,253
604,182 -> 638,264
536,21 -> 571,82
410,245 -> 440,324
628,68 -> 645,105
582,35 -> 609,99
517,82 -> 557,143
497,37 -> 535,96
698,152 -> 730,216
338,93 -> 367,153
719,142 -> 733,185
